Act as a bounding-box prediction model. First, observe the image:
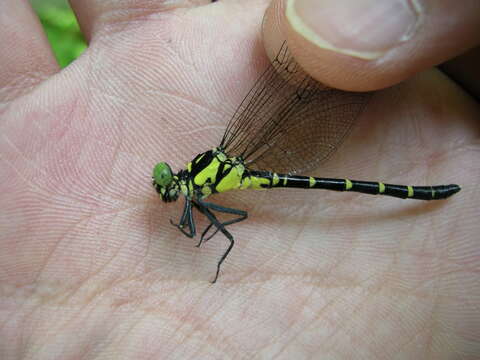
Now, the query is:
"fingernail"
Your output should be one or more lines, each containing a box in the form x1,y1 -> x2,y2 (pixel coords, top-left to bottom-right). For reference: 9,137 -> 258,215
286,0 -> 422,60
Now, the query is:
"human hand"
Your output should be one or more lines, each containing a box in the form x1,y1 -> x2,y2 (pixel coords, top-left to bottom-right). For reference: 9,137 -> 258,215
1,0 -> 479,359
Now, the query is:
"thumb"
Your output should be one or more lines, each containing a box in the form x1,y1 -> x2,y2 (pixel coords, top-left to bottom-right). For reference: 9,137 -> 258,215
263,0 -> 480,91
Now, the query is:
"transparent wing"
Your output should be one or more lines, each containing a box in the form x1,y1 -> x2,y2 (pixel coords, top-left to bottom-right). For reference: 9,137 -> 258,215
219,42 -> 372,175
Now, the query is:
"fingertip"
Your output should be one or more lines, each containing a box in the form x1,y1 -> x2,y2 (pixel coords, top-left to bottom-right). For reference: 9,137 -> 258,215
286,0 -> 421,61
284,17 -> 387,91
264,0 -> 480,92
263,0 -> 390,91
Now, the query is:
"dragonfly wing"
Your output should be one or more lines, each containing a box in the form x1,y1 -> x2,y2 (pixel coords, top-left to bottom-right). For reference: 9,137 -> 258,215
220,42 -> 372,175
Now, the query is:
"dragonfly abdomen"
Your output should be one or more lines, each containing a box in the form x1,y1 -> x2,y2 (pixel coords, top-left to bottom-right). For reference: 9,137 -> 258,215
248,171 -> 460,200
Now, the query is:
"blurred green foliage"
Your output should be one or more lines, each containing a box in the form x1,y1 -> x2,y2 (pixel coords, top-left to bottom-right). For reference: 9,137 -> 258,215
35,4 -> 86,68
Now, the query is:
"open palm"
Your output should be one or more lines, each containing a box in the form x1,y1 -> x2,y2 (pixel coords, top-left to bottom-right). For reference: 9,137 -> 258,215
1,1 -> 479,359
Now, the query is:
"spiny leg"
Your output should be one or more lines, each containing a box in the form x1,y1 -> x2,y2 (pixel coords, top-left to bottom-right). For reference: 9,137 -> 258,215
192,200 -> 247,246
194,200 -> 238,283
190,202 -> 212,247
170,198 -> 196,238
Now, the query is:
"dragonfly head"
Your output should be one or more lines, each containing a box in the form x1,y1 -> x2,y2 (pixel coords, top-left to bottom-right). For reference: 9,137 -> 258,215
152,162 -> 180,202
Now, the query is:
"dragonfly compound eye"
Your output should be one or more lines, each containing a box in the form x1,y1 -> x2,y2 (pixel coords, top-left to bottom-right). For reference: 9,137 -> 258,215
153,162 -> 173,187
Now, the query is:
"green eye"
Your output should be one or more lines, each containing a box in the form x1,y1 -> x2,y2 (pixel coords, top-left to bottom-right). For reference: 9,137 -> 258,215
153,162 -> 173,187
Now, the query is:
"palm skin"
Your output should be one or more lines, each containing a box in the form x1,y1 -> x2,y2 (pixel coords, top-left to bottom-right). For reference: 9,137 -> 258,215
0,2 -> 479,359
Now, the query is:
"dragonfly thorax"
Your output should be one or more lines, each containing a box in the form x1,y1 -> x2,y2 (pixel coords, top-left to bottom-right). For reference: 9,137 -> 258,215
183,148 -> 250,199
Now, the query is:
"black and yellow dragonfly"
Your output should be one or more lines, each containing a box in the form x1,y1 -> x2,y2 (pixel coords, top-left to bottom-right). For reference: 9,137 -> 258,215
152,43 -> 460,283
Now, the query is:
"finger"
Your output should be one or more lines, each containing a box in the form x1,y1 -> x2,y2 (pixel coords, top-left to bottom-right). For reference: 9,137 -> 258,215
440,46 -> 480,101
0,0 -> 58,104
69,0 -> 216,43
263,0 -> 480,91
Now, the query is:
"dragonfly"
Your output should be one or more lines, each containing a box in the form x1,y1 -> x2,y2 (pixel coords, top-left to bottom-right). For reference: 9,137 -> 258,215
152,42 -> 460,283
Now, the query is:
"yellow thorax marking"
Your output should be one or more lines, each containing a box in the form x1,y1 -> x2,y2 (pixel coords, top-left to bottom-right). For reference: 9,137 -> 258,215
215,150 -> 227,162
193,153 -> 205,165
309,177 -> 315,188
216,162 -> 245,193
201,185 -> 212,197
193,157 -> 220,186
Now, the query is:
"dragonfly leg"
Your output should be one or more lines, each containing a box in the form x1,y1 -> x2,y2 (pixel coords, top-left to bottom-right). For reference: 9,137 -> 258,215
193,200 -> 247,245
193,199 -> 247,283
170,198 -> 196,238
